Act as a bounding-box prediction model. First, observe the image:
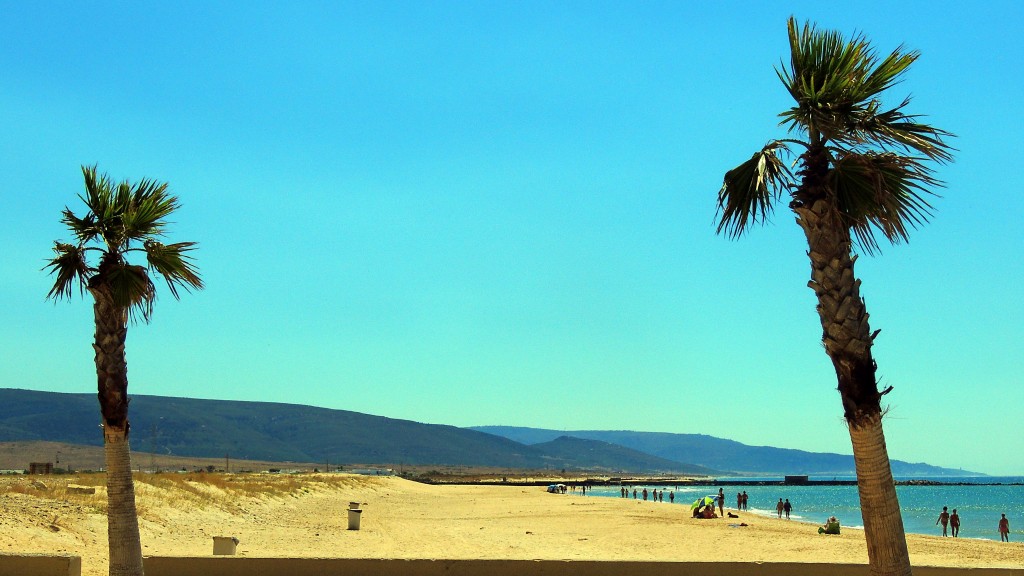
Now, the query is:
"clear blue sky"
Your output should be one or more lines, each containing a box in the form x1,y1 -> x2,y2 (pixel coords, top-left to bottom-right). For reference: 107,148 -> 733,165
2,1 -> 1021,475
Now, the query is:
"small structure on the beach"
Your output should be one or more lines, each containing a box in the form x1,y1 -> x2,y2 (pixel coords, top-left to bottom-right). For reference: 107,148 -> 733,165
350,468 -> 395,476
28,462 -> 53,475
67,484 -> 96,494
212,536 -> 239,555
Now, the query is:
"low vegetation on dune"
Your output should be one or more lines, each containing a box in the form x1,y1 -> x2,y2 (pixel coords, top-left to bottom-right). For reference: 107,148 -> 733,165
1,472 -> 383,521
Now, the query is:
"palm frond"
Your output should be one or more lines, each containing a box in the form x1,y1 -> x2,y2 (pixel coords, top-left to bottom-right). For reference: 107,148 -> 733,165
846,97 -> 955,162
44,242 -> 91,300
829,152 -> 942,254
778,18 -> 874,137
79,165 -> 112,218
105,264 -> 157,323
60,208 -> 101,245
776,17 -> 933,151
121,181 -> 177,241
143,240 -> 204,299
715,141 -> 793,238
859,48 -> 917,100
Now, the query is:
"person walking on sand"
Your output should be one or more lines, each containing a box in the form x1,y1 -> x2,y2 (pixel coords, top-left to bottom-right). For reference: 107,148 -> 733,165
950,509 -> 960,537
777,498 -> 784,518
999,514 -> 1010,542
783,499 -> 792,520
936,506 -> 950,536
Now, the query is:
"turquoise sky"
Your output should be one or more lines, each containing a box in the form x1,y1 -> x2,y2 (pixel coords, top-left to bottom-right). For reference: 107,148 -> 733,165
3,1 -> 1021,476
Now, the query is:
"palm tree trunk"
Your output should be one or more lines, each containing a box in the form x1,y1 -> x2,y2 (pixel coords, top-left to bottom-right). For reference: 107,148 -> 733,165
850,413 -> 912,576
104,425 -> 145,576
794,191 -> 912,576
91,282 -> 145,576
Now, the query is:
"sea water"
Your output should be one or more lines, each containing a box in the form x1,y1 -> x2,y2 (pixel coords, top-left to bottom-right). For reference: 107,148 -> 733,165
585,476 -> 1023,542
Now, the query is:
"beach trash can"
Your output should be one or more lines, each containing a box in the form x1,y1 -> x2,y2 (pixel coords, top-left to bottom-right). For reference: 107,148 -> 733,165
349,501 -> 360,509
347,508 -> 363,530
212,536 -> 239,555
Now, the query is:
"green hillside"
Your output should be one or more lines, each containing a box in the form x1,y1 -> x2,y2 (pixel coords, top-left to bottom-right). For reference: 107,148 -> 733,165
0,389 -> 702,473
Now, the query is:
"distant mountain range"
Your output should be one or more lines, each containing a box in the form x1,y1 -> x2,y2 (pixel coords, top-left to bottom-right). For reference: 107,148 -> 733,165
471,426 -> 977,477
0,389 -> 976,476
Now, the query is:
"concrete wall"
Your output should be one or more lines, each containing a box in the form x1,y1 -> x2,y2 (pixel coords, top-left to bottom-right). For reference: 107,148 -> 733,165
3,555 -> 1018,576
0,553 -> 80,576
142,558 -> 1024,576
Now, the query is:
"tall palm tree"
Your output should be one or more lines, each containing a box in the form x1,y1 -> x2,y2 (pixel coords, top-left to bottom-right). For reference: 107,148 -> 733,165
715,18 -> 953,576
46,165 -> 202,576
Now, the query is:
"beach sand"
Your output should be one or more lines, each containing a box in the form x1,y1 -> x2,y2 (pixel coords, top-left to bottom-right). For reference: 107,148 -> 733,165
1,474 -> 1021,576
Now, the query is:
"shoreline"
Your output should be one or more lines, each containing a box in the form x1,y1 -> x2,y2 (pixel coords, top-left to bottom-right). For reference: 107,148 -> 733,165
425,478 -> 1024,487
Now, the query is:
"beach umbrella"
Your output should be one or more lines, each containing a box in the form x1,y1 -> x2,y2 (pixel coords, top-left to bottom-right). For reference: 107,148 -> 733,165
690,496 -> 716,510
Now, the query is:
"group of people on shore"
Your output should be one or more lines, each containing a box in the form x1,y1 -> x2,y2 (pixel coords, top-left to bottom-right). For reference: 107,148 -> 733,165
735,490 -> 749,510
935,506 -> 961,537
937,506 -> 1012,541
591,485 -> 1013,542
616,486 -> 795,522
619,486 -> 676,504
776,498 -> 793,519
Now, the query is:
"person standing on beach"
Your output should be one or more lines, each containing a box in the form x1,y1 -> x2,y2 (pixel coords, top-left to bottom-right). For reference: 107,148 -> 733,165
642,488 -> 648,501
936,506 -> 950,536
633,488 -> 637,499
737,492 -> 742,510
669,491 -> 674,503
999,514 -> 1010,542
783,499 -> 792,519
950,509 -> 960,537
718,488 -> 725,516
777,498 -> 784,518
742,491 -> 748,510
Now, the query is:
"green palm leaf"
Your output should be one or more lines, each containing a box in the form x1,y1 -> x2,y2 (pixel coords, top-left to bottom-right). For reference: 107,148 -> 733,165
715,141 -> 793,238
143,240 -> 204,299
847,97 -> 955,162
44,242 -> 90,300
830,153 -> 941,254
121,179 -> 177,241
106,263 -> 157,323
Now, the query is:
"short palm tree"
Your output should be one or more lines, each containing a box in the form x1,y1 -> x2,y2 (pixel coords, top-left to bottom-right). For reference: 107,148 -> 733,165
715,18 -> 953,576
46,165 -> 202,576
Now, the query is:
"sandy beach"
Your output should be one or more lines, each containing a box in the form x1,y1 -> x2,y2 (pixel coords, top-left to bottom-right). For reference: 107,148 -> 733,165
1,473 -> 1021,576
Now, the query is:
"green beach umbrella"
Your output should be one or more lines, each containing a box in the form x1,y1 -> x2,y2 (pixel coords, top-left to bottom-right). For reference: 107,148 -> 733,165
691,496 -> 716,510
